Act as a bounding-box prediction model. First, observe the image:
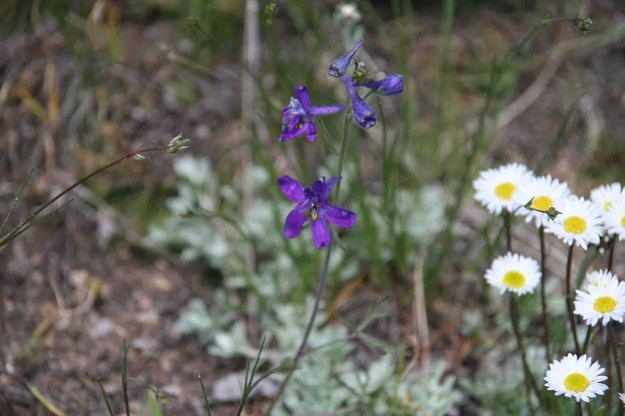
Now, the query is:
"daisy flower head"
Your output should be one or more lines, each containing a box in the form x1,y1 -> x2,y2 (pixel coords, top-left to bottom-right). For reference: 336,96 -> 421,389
544,196 -> 603,250
516,175 -> 571,227
590,183 -> 624,216
584,269 -> 617,290
605,200 -> 625,241
484,252 -> 540,295
473,163 -> 534,215
574,270 -> 625,326
545,354 -> 607,403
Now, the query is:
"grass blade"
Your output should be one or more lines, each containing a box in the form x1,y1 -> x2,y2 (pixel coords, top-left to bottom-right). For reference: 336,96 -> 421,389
25,382 -> 66,416
97,378 -> 115,416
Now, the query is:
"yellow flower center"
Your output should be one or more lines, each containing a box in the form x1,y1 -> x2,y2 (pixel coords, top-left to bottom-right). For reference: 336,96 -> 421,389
621,216 -> 625,228
494,182 -> 516,201
604,201 -> 613,212
594,296 -> 617,314
531,195 -> 553,211
503,270 -> 526,289
563,216 -> 587,235
563,373 -> 590,393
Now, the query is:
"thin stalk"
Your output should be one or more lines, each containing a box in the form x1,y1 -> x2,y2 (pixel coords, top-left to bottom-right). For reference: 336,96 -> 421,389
576,402 -> 583,416
538,225 -> 551,362
608,323 -> 624,416
510,296 -> 543,408
503,210 -> 512,251
268,110 -> 351,413
582,326 -> 595,354
608,234 -> 616,272
503,210 -> 542,407
0,147 -> 165,248
565,244 -> 580,354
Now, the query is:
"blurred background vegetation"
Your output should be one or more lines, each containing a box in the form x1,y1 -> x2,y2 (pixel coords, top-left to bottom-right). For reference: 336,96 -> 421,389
1,0 -> 625,414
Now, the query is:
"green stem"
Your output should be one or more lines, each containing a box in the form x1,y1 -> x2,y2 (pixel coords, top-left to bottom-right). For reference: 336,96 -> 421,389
565,244 -> 580,354
609,323 -> 624,416
510,296 -> 543,408
0,147 -> 165,248
538,225 -> 551,363
268,110 -> 351,412
608,234 -> 616,272
503,210 -> 512,251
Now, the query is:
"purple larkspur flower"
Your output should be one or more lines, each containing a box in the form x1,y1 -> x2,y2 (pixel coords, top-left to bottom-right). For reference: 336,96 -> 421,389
281,86 -> 345,142
329,40 -> 362,78
279,175 -> 357,249
357,74 -> 404,96
342,75 -> 376,129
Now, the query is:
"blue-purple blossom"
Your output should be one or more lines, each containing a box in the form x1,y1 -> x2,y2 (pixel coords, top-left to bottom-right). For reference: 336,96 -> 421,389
357,74 -> 404,96
279,175 -> 357,249
342,75 -> 376,129
280,86 -> 345,142
329,40 -> 362,78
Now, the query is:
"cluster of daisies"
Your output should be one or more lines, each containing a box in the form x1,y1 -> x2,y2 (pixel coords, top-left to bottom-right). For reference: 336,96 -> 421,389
474,163 -> 625,405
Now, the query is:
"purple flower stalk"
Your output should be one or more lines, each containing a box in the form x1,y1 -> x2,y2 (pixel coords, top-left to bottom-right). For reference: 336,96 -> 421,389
329,40 -> 362,78
357,74 -> 404,96
279,175 -> 357,249
280,86 -> 345,143
342,75 -> 376,129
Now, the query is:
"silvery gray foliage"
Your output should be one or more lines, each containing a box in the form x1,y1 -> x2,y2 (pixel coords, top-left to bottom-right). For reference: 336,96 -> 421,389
154,156 -> 458,413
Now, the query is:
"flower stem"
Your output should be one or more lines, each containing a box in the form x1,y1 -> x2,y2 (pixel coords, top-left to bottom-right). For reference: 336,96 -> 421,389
509,295 -> 543,408
0,147 -> 166,248
565,243 -> 580,354
608,234 -> 616,272
608,322 -> 624,416
538,225 -> 551,363
576,402 -> 583,416
268,110 -> 351,413
502,210 -> 512,252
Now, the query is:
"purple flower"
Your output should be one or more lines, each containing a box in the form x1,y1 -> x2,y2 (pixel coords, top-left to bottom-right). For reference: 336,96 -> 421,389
279,175 -> 357,249
357,74 -> 404,96
280,86 -> 345,143
329,40 -> 362,78
342,75 -> 376,129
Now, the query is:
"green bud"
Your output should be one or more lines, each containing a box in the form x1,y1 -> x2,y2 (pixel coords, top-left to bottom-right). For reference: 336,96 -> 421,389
167,134 -> 191,153
131,154 -> 147,161
578,17 -> 592,34
352,61 -> 367,84
546,207 -> 561,221
524,198 -> 534,210
264,2 -> 279,24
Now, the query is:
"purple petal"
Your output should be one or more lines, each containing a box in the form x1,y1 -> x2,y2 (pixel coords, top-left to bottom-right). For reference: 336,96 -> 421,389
311,178 -> 327,198
352,98 -> 376,128
311,219 -> 331,248
280,123 -> 308,142
323,204 -> 356,228
342,75 -> 376,129
278,175 -> 305,202
306,122 -> 317,143
357,74 -> 404,96
324,176 -> 341,198
284,204 -> 308,238
293,86 -> 312,112
329,40 -> 362,78
310,104 -> 345,116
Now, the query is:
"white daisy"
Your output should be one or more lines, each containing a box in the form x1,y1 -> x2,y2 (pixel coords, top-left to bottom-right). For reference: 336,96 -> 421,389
574,270 -> 625,326
473,163 -> 534,215
619,392 -> 625,405
484,252 -> 540,295
516,175 -> 571,227
605,200 -> 625,241
590,183 -> 624,216
545,354 -> 607,403
583,270 -> 616,290
545,196 -> 603,250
